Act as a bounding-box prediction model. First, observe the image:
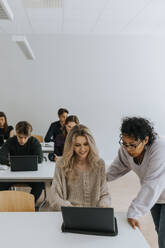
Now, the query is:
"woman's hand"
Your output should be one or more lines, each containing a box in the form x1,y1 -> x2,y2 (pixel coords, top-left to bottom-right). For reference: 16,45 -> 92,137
54,156 -> 59,162
128,218 -> 141,229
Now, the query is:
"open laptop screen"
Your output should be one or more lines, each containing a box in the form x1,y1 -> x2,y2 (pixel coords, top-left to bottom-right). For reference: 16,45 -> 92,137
61,207 -> 118,236
10,155 -> 38,171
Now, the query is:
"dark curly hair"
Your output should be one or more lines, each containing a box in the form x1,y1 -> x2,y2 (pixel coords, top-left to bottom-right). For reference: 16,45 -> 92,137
120,117 -> 157,146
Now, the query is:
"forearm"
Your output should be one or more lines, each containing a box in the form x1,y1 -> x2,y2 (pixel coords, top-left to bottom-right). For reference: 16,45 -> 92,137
44,126 -> 54,142
107,163 -> 131,181
127,181 -> 165,219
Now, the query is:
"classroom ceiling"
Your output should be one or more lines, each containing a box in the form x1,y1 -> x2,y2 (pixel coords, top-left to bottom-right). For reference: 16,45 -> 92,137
0,0 -> 164,35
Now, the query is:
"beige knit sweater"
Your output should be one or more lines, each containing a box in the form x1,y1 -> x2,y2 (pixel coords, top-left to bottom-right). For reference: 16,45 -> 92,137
50,158 -> 111,211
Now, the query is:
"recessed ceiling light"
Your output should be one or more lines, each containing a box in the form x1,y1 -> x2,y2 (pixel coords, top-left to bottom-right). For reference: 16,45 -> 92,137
12,36 -> 36,60
23,0 -> 63,8
0,0 -> 14,20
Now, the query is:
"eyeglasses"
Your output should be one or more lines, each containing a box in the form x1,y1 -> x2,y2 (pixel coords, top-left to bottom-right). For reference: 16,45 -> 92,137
119,139 -> 142,150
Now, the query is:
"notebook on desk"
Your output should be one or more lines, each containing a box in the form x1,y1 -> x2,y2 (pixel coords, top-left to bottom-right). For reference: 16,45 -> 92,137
61,207 -> 118,236
0,135 -> 4,146
10,155 -> 38,171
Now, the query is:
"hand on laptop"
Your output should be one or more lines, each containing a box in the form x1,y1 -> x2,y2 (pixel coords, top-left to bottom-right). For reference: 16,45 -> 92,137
128,218 -> 141,230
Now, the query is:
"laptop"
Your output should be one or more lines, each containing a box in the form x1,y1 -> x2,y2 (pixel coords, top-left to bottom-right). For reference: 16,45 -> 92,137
61,207 -> 118,236
10,155 -> 38,171
0,135 -> 4,146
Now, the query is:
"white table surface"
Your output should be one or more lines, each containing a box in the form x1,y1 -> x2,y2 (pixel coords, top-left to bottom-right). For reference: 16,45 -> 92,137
41,143 -> 54,153
0,161 -> 55,182
0,212 -> 149,248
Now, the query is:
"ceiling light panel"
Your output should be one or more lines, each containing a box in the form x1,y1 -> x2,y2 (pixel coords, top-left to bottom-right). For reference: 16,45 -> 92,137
0,0 -> 14,20
12,35 -> 36,60
24,0 -> 63,8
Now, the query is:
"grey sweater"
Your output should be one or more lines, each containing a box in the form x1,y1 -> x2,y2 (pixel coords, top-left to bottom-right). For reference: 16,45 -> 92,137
50,158 -> 111,211
107,137 -> 165,219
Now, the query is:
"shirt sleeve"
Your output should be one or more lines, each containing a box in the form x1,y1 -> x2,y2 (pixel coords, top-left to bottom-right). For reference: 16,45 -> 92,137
54,135 -> 64,156
0,140 -> 10,165
50,162 -> 72,211
106,147 -> 131,181
31,138 -> 43,163
128,143 -> 165,219
97,160 -> 111,207
44,123 -> 55,142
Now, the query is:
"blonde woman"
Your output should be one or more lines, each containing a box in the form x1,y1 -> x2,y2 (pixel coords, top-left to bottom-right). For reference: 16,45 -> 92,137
50,124 -> 111,211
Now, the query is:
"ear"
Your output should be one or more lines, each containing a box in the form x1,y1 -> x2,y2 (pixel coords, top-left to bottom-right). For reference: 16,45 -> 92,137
144,136 -> 149,145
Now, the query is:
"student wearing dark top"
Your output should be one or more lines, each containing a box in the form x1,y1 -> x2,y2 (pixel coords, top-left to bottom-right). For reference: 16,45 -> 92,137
0,112 -> 14,141
48,115 -> 80,162
44,108 -> 69,143
0,121 -> 44,202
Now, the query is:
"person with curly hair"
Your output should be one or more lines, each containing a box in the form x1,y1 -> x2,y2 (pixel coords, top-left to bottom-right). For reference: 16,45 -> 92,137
107,117 -> 165,248
50,124 -> 111,211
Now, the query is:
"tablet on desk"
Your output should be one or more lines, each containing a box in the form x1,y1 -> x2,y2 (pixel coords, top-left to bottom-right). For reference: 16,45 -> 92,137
61,206 -> 118,236
10,155 -> 38,171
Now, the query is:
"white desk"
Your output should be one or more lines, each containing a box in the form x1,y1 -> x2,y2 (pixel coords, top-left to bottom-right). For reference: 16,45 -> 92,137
0,161 -> 55,182
41,143 -> 54,153
0,212 -> 149,248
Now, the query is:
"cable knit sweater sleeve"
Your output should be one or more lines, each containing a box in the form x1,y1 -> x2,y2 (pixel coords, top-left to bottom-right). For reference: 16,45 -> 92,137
50,160 -> 72,211
97,159 -> 111,207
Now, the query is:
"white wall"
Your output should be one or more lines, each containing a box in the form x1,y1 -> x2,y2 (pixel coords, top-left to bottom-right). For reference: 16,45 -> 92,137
1,34 -> 165,161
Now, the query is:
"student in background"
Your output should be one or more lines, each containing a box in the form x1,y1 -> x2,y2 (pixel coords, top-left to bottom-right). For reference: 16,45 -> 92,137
106,117 -> 165,248
0,112 -> 14,140
44,108 -> 69,143
48,115 -> 79,162
50,124 -> 111,211
0,121 -> 44,202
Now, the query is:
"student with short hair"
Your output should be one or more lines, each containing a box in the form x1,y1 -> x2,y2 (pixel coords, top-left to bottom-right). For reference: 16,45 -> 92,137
0,112 -> 14,140
0,121 -> 44,202
48,115 -> 80,162
44,108 -> 69,143
50,124 -> 111,211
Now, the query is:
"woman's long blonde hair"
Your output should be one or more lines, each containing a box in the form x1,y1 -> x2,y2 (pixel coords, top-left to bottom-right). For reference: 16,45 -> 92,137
59,124 -> 100,180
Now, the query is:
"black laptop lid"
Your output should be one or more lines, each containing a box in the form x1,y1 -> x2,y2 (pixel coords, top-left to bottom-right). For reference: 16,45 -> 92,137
0,135 -> 4,146
61,207 -> 118,236
10,155 -> 38,171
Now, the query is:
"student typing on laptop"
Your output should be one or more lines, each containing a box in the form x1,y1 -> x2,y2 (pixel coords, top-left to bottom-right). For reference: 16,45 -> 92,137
50,124 -> 111,211
0,121 -> 44,202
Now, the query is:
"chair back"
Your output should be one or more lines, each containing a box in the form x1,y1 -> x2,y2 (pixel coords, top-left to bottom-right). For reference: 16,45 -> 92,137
32,135 -> 43,143
0,191 -> 35,212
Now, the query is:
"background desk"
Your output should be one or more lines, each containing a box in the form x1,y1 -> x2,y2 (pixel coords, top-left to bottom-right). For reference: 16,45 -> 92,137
0,161 -> 55,182
41,143 -> 54,153
0,212 -> 149,248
